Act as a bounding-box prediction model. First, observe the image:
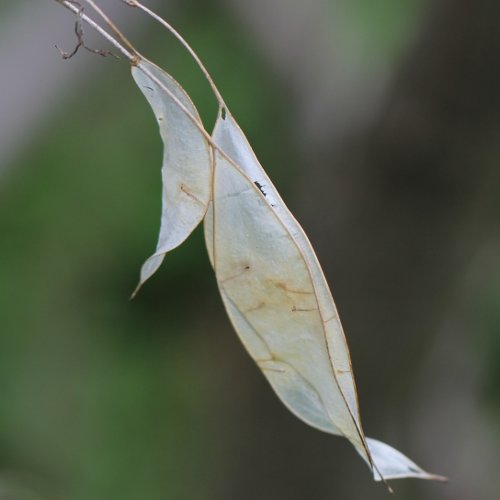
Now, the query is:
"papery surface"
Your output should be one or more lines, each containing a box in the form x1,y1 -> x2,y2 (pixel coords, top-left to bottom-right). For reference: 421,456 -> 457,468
131,59 -> 212,291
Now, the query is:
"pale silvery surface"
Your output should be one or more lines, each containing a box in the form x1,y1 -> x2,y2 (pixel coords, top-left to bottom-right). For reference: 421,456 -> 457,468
204,111 -> 442,482
130,29 -> 444,487
49,0 -> 447,489
131,60 -> 211,295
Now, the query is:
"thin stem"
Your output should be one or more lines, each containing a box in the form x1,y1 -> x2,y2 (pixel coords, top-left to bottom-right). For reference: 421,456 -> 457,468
82,0 -> 137,55
53,1 -> 235,173
119,0 -> 226,109
56,5 -> 119,60
55,0 -> 135,60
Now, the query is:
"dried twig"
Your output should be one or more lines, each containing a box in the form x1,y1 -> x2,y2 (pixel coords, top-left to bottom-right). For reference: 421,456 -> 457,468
55,1 -> 118,59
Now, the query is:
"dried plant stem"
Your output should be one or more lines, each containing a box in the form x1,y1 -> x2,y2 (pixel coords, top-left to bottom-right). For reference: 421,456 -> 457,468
119,0 -> 226,109
82,0 -> 137,55
53,1 -> 244,179
54,0 -> 135,59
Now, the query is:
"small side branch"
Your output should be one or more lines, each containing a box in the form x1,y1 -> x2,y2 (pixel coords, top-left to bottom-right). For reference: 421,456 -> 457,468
53,0 -> 136,61
56,3 -> 118,59
51,0 -> 255,187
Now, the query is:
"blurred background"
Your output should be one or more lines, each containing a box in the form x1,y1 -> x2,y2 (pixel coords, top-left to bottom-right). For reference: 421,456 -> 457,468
1,0 -> 499,498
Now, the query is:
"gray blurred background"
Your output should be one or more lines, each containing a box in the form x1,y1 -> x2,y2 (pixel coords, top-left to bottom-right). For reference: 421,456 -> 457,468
0,0 -> 499,499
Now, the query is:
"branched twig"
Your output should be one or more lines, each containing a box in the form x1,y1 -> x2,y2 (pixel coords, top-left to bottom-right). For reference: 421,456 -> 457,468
54,0 -> 135,59
53,0 -> 236,167
55,1 -> 118,59
51,2 -> 277,235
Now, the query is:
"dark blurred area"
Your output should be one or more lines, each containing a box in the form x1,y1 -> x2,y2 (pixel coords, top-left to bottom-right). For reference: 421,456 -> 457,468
0,0 -> 499,499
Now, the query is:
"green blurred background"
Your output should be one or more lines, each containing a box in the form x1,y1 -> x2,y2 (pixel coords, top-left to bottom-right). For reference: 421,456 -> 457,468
0,0 -> 499,499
